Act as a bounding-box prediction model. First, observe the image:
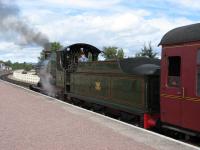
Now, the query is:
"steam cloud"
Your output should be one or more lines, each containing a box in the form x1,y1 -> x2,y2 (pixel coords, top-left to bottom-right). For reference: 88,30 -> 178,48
39,59 -> 56,97
0,1 -> 55,95
0,0 -> 49,48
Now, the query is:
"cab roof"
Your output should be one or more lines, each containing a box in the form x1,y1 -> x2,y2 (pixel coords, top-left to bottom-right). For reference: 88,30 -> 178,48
60,43 -> 102,54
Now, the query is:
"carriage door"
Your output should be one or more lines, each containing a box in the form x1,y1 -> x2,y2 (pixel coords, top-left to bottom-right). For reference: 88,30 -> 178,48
160,48 -> 183,127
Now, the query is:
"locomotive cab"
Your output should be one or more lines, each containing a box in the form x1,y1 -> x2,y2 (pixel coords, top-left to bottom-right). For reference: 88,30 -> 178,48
58,43 -> 101,71
55,43 -> 101,95
159,23 -> 200,136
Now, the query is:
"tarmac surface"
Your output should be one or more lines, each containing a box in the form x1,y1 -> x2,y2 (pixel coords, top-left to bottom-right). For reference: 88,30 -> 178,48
0,80 -> 199,150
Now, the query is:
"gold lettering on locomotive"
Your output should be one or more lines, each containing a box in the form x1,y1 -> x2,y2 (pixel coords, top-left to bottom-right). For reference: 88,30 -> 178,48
95,81 -> 101,91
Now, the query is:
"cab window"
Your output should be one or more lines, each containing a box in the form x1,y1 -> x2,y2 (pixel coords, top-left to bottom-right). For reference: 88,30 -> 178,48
56,51 -> 63,71
168,56 -> 181,87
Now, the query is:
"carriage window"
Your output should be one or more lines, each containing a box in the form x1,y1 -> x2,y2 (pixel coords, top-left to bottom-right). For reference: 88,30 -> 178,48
168,56 -> 181,87
197,50 -> 200,64
197,50 -> 200,96
197,69 -> 200,96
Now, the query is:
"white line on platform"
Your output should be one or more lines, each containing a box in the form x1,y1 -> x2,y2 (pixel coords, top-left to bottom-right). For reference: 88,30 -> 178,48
1,79 -> 199,150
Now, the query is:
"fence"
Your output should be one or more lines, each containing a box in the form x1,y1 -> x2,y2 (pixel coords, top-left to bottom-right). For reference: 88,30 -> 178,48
12,70 -> 40,84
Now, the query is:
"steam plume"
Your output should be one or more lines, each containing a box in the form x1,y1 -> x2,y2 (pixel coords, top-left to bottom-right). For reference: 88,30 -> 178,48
39,59 -> 56,97
0,0 -> 49,48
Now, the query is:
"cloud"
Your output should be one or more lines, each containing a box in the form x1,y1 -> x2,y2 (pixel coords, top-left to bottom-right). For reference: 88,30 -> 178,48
37,10 -> 193,56
0,0 -> 198,63
41,0 -> 122,9
0,42 -> 40,62
168,0 -> 200,10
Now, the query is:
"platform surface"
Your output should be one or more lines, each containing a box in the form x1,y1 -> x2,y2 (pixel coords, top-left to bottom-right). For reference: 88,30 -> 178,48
0,80 -> 198,150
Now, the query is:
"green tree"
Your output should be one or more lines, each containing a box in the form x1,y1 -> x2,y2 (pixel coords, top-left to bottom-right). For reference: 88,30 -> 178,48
24,64 -> 33,71
102,46 -> 124,60
135,42 -> 157,58
117,48 -> 124,60
50,42 -> 63,52
4,60 -> 12,67
38,42 -> 63,61
10,62 -> 33,71
38,51 -> 45,61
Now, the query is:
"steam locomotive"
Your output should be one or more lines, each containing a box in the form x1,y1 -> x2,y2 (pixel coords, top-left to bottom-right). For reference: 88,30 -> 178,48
32,23 -> 200,137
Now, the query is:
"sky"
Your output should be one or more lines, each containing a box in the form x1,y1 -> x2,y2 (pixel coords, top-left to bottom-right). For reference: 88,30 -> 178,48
0,0 -> 199,63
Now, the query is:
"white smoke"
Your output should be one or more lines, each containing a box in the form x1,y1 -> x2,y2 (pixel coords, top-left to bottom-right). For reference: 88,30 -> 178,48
39,59 -> 56,97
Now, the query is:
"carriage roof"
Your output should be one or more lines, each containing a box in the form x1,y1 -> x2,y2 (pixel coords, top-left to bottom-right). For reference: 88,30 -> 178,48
159,23 -> 200,46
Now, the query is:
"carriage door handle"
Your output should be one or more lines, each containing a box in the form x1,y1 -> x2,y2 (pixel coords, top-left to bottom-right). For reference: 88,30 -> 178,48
182,87 -> 185,98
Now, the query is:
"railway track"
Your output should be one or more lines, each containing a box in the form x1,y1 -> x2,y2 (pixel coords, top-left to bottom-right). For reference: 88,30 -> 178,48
1,72 -> 199,148
0,72 -> 32,88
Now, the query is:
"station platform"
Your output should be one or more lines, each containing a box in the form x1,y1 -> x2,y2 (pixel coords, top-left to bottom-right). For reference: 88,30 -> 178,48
0,80 -> 198,150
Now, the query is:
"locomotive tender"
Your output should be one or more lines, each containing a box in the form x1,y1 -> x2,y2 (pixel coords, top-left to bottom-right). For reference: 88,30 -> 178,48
35,23 -> 200,137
